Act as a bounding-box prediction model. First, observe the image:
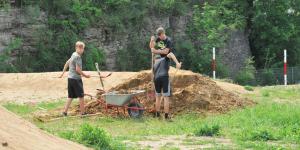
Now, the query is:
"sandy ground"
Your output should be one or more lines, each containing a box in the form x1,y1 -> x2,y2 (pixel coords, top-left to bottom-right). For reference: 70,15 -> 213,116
0,71 -> 248,104
124,135 -> 235,149
215,80 -> 250,95
0,105 -> 90,150
0,71 -> 136,103
0,71 -> 249,150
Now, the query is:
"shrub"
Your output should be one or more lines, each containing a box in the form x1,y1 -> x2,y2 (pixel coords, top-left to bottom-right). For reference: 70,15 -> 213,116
250,130 -> 276,141
235,57 -> 256,85
259,69 -> 277,86
60,123 -> 126,150
195,124 -> 220,136
244,86 -> 254,91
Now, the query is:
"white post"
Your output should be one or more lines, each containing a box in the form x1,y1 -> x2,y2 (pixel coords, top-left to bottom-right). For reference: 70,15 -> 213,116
284,49 -> 287,86
213,47 -> 216,80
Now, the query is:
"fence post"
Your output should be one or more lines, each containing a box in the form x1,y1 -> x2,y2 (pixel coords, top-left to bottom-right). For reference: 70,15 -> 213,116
284,49 -> 287,86
212,47 -> 216,80
292,67 -> 294,84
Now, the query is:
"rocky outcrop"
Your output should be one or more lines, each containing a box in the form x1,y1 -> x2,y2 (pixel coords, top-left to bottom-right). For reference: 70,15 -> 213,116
0,6 -> 46,56
218,30 -> 252,77
83,14 -> 191,70
1,6 -> 252,78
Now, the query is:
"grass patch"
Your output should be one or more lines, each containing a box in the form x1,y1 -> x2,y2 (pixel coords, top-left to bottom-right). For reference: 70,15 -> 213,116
2,86 -> 300,149
195,124 -> 220,136
60,123 -> 127,150
250,130 -> 276,141
3,100 -> 65,117
244,85 -> 254,91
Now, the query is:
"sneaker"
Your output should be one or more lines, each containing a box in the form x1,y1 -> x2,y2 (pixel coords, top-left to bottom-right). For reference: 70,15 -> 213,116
154,112 -> 160,118
80,112 -> 88,118
165,113 -> 173,122
61,112 -> 67,117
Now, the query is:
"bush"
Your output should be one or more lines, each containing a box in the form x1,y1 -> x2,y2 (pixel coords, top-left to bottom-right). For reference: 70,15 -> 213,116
258,69 -> 277,86
195,124 -> 220,136
76,123 -> 112,149
250,130 -> 276,141
0,38 -> 23,72
83,45 -> 105,71
116,35 -> 150,71
235,58 -> 256,85
174,39 -> 199,71
244,86 -> 254,91
60,123 -> 126,150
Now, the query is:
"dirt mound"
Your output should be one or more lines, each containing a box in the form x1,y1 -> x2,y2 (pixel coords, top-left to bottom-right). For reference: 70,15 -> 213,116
81,68 -> 254,115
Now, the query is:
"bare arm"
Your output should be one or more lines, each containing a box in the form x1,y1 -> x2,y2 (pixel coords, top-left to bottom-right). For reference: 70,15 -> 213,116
59,59 -> 70,78
151,47 -> 170,55
167,52 -> 182,69
149,36 -> 155,49
76,65 -> 90,78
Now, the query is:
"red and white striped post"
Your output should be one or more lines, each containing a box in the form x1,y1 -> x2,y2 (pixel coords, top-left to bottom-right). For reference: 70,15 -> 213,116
212,47 -> 216,80
284,49 -> 287,86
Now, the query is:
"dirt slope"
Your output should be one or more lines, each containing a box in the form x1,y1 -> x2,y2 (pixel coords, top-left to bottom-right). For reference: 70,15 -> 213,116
0,106 -> 90,150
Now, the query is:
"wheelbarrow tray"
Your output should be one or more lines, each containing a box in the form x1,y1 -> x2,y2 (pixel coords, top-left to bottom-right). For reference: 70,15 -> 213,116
103,90 -> 145,106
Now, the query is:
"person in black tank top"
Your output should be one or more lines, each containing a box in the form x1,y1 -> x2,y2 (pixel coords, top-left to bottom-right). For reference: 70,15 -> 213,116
150,27 -> 181,120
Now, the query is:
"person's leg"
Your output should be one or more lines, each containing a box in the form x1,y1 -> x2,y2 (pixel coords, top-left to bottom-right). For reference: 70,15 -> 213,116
154,77 -> 162,117
163,96 -> 169,114
76,79 -> 85,115
64,78 -> 74,115
162,76 -> 171,119
63,98 -> 72,114
155,95 -> 162,117
79,97 -> 85,115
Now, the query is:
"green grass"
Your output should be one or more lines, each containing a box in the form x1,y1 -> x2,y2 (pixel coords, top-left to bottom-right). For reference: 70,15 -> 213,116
244,85 -> 254,91
3,100 -> 65,118
3,86 -> 300,149
195,124 -> 220,136
60,123 -> 128,150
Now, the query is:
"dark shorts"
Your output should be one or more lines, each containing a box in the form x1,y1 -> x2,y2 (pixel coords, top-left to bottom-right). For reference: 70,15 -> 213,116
154,76 -> 171,97
68,78 -> 84,98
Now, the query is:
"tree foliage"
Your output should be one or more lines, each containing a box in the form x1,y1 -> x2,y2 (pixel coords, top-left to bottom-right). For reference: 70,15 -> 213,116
1,0 -> 300,78
250,0 -> 300,68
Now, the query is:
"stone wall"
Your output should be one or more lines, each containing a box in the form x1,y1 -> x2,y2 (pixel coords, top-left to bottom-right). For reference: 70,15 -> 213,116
0,6 -> 46,56
218,30 -> 252,78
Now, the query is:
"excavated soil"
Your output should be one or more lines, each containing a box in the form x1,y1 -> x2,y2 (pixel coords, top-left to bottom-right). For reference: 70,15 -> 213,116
68,68 -> 254,116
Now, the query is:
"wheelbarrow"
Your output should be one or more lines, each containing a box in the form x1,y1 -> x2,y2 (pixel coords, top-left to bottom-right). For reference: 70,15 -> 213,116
100,90 -> 146,118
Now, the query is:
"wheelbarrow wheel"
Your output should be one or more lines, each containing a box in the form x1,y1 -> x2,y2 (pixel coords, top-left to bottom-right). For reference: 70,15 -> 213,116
127,102 -> 144,118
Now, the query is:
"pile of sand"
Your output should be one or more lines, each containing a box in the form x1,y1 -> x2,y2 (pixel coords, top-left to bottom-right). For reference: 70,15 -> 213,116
34,68 -> 254,121
78,68 -> 254,115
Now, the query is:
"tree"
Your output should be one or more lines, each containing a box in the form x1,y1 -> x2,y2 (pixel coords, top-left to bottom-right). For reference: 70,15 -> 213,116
250,0 -> 300,68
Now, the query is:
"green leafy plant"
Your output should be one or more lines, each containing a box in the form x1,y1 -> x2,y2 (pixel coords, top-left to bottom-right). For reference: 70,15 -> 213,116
250,130 -> 276,141
0,38 -> 23,72
244,85 -> 254,91
195,124 -> 220,137
235,57 -> 256,85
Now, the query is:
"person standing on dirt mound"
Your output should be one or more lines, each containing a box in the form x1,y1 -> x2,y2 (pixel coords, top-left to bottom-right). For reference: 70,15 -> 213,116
150,27 -> 181,120
59,41 -> 90,116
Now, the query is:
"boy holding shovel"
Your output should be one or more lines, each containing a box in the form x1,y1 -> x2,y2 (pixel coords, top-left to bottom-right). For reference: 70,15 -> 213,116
59,41 -> 90,116
150,27 -> 182,120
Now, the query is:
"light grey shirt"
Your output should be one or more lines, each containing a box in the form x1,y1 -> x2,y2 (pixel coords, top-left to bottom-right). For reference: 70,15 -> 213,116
68,52 -> 82,79
153,57 -> 170,80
